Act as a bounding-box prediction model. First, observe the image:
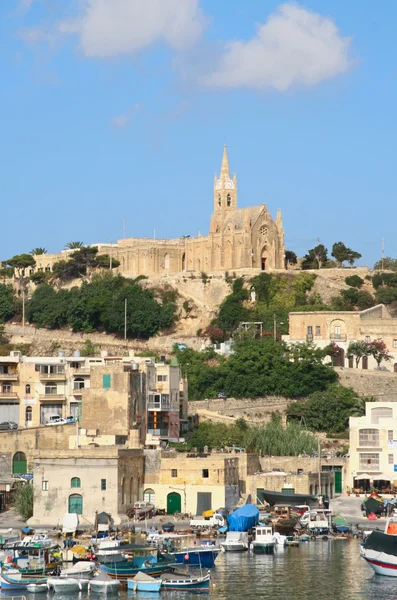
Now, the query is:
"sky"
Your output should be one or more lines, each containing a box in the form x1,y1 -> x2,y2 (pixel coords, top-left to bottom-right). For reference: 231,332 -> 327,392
1,0 -> 397,265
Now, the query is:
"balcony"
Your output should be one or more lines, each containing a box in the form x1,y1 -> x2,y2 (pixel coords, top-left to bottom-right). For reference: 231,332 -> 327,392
147,428 -> 169,437
39,394 -> 67,403
0,373 -> 19,381
0,392 -> 19,400
39,372 -> 66,381
330,334 -> 347,342
73,368 -> 90,376
72,388 -> 84,397
148,401 -> 171,411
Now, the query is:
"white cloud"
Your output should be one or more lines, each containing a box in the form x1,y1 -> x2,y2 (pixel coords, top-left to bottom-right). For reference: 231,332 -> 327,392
110,104 -> 143,128
59,0 -> 205,58
202,3 -> 353,91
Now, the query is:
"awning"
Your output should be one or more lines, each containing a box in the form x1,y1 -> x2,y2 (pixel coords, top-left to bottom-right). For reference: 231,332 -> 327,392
354,473 -> 372,480
373,474 -> 392,481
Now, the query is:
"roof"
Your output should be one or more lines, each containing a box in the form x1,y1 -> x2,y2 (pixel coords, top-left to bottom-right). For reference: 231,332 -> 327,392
222,205 -> 264,232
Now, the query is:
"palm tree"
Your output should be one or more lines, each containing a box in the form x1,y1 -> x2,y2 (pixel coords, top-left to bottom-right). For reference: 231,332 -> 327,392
30,247 -> 47,255
65,241 -> 84,250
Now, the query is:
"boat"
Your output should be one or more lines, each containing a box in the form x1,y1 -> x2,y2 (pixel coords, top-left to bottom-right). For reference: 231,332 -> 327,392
133,501 -> 155,519
62,513 -> 79,535
361,516 -> 397,576
170,547 -> 220,568
273,532 -> 287,546
47,576 -> 81,593
0,570 -> 47,591
251,526 -> 276,554
60,560 -> 96,590
89,571 -> 121,594
98,556 -> 176,581
26,583 -> 48,593
127,571 -> 162,592
332,514 -> 352,534
300,509 -> 331,535
227,504 -> 260,532
298,534 -> 311,542
220,531 -> 249,553
96,548 -> 128,564
286,536 -> 300,547
272,505 -> 298,535
161,572 -> 211,591
258,488 -> 318,507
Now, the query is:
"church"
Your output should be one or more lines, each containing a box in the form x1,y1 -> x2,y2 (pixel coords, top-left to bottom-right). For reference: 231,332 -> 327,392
32,147 -> 286,276
102,146 -> 286,276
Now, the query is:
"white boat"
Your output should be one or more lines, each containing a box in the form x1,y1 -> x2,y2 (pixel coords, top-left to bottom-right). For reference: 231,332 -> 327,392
60,560 -> 96,590
96,549 -> 127,564
26,583 -> 48,594
300,509 -> 332,535
89,571 -> 121,595
220,531 -> 249,552
251,526 -> 276,554
361,516 -> 397,576
273,532 -> 287,546
47,576 -> 82,593
62,512 -> 79,535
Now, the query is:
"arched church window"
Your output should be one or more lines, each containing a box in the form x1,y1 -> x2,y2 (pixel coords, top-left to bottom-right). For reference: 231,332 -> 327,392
227,194 -> 231,207
218,195 -> 221,206
260,225 -> 268,237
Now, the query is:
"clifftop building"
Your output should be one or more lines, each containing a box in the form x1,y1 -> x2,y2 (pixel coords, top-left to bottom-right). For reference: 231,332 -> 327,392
31,147 -> 286,277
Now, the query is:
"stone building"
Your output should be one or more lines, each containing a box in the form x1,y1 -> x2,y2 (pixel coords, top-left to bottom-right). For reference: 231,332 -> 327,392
286,304 -> 397,371
30,147 -> 286,276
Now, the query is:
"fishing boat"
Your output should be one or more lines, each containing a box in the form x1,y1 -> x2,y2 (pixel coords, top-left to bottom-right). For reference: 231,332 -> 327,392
251,526 -> 276,554
169,547 -> 220,568
89,571 -> 121,594
220,531 -> 249,553
133,501 -> 155,519
300,509 -> 331,535
361,516 -> 397,576
272,505 -> 298,535
258,488 -> 318,507
26,582 -> 48,593
286,536 -> 300,547
332,514 -> 352,534
47,576 -> 82,593
161,571 -> 211,591
1,543 -> 61,577
0,570 -> 46,591
98,555 -> 176,582
127,571 -> 162,592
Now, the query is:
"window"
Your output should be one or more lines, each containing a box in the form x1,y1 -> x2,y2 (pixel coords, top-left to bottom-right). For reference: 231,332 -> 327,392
39,365 -> 65,375
202,469 -> 209,478
71,477 -> 81,488
227,194 -> 231,207
371,407 -> 393,424
218,195 -> 221,206
359,453 -> 379,470
102,374 -> 111,389
101,479 -> 106,491
42,480 -> 49,491
171,469 -> 177,478
73,378 -> 85,390
393,340 -> 397,349
389,454 -> 394,465
0,367 -> 8,374
334,326 -> 341,339
2,384 -> 11,393
157,375 -> 168,382
307,326 -> 313,341
359,429 -> 379,446
315,326 -> 321,336
365,336 -> 371,343
25,384 -> 31,395
44,382 -> 57,395
389,430 -> 394,441
25,406 -> 32,422
144,488 -> 156,504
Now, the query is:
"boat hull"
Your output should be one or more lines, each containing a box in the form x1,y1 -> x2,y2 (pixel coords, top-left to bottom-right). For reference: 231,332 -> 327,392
220,543 -> 247,553
251,542 -> 275,555
259,490 -> 317,507
89,580 -> 121,594
0,572 -> 46,590
161,574 -> 211,591
172,549 -> 219,567
99,561 -> 175,581
127,580 -> 161,592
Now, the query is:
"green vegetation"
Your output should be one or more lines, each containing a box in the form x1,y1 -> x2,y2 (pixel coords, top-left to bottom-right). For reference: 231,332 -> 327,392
331,288 -> 375,311
331,242 -> 362,267
373,257 -> 397,271
30,247 -> 47,255
26,273 -> 176,339
178,415 -> 317,456
345,275 -> 364,289
175,337 -> 337,400
52,246 -> 120,281
14,483 -> 33,521
0,285 -> 15,323
287,384 -> 368,433
80,339 -> 99,357
285,250 -> 297,268
301,244 -> 329,269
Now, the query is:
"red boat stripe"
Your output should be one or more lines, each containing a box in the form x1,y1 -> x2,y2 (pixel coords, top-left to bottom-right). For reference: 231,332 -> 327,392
365,557 -> 397,570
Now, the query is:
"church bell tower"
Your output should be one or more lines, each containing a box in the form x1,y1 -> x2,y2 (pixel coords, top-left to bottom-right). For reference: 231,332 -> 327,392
213,145 -> 237,214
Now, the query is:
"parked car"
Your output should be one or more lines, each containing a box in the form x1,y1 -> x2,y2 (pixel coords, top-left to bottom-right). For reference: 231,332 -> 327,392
66,415 -> 75,423
46,416 -> 67,426
162,522 -> 175,533
0,421 -> 18,430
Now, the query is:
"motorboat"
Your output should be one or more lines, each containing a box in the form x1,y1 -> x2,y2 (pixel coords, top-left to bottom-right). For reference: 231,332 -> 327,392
361,516 -> 397,576
273,532 -> 287,546
300,509 -> 331,535
96,548 -> 128,564
0,569 -> 46,591
89,571 -> 121,594
161,572 -> 211,591
47,576 -> 81,593
26,583 -> 48,593
127,571 -> 162,592
60,560 -> 96,590
168,546 -> 220,567
251,526 -> 276,554
133,501 -> 155,519
220,531 -> 249,552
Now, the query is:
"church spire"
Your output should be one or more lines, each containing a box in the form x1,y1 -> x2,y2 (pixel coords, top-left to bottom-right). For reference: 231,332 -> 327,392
220,145 -> 230,178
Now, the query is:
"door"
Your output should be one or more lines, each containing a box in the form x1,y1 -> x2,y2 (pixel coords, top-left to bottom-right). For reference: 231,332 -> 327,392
167,492 -> 181,514
69,494 -> 83,514
334,470 -> 342,494
196,492 -> 212,515
13,452 -> 27,475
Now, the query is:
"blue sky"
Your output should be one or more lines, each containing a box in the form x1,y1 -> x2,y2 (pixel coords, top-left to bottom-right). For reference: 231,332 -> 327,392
1,0 -> 396,265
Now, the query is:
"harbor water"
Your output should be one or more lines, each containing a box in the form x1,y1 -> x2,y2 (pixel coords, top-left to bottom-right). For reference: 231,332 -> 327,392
15,540 -> 397,600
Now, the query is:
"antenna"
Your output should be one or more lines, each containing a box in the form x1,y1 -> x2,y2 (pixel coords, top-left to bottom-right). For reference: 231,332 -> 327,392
382,237 -> 385,271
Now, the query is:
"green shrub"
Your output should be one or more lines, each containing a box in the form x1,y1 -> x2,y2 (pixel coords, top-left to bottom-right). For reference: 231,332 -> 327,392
345,275 -> 364,289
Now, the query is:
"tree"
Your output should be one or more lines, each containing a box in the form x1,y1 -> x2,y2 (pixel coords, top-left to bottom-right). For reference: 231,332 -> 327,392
65,241 -> 84,250
285,250 -> 297,269
368,339 -> 392,368
331,242 -> 362,267
287,384 -> 367,433
6,254 -> 36,277
0,284 -> 14,323
347,340 -> 371,368
95,254 -> 121,269
215,278 -> 249,335
14,483 -> 33,520
373,257 -> 397,271
301,244 -> 328,269
80,339 -> 99,357
30,271 -> 48,285
30,248 -> 47,255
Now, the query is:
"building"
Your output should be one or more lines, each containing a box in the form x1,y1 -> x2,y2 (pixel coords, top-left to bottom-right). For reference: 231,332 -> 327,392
349,402 -> 397,490
287,304 -> 397,371
29,147 -> 286,277
29,447 -> 144,526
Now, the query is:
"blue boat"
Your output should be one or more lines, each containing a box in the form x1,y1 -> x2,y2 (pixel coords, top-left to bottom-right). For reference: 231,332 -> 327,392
127,571 -> 161,592
161,572 -> 211,591
170,547 -> 219,568
99,558 -> 176,582
0,571 -> 47,591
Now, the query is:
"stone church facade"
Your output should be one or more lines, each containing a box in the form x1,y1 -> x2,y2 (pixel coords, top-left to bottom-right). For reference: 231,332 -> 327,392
32,147 -> 285,276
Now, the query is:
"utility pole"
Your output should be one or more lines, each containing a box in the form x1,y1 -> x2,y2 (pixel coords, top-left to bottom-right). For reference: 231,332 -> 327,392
22,288 -> 25,335
273,314 -> 277,341
124,298 -> 127,340
382,237 -> 385,271
109,238 -> 112,270
318,437 -> 322,498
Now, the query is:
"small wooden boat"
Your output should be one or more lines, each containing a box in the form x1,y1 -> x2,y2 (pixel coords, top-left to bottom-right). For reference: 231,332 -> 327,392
0,570 -> 46,591
332,514 -> 352,534
286,536 -> 299,547
298,534 -> 311,542
26,583 -> 48,594
170,547 -> 220,567
133,501 -> 155,519
89,572 -> 121,594
127,571 -> 162,592
161,572 -> 211,591
47,576 -> 82,593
